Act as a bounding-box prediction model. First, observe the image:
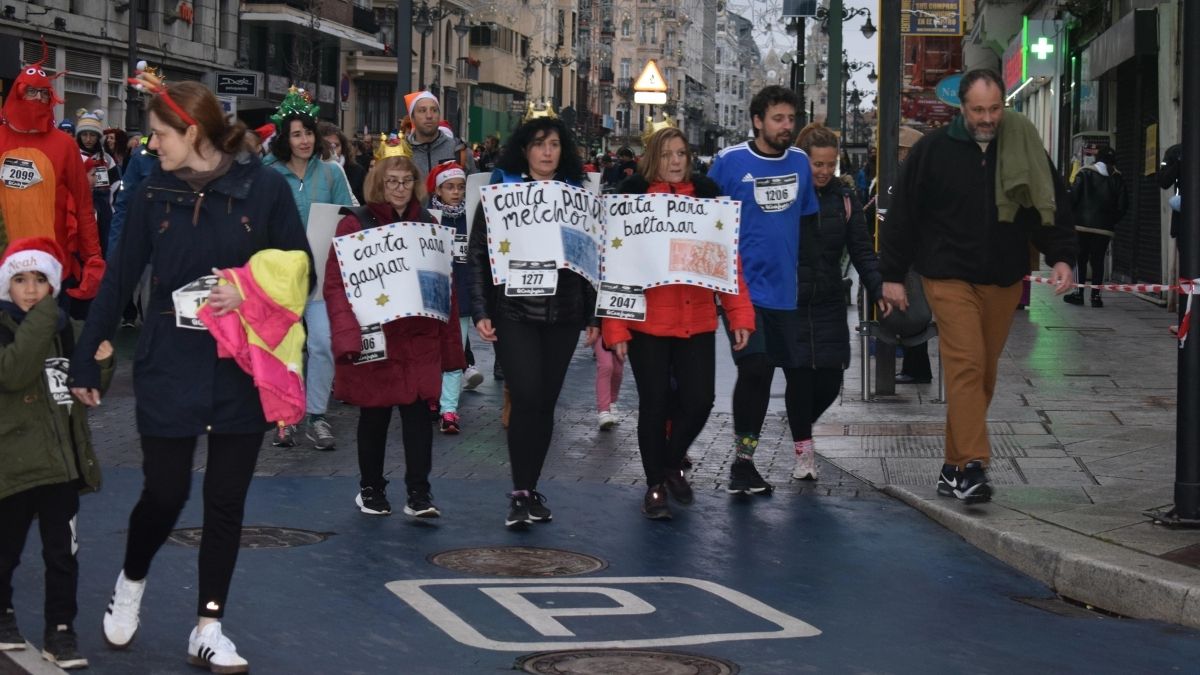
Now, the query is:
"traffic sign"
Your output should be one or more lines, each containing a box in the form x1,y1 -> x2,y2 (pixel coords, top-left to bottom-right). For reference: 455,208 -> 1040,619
633,60 -> 667,93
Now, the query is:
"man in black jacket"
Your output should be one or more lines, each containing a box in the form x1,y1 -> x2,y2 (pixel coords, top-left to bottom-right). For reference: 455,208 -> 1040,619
880,69 -> 1076,504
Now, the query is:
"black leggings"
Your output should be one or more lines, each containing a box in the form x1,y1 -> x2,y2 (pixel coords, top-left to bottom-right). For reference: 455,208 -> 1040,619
732,354 -> 843,441
0,483 -> 80,626
124,433 -> 263,619
357,403 -> 433,493
627,331 -> 716,485
493,317 -> 581,491
1076,232 -> 1111,287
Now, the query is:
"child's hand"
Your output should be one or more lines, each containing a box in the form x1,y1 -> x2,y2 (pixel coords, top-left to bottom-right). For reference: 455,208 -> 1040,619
94,340 -> 113,361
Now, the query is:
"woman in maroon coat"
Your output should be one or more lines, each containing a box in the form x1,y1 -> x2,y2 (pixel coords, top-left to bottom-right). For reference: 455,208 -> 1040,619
324,154 -> 465,519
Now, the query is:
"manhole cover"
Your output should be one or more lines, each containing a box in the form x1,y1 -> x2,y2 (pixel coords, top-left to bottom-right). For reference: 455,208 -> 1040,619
167,526 -> 331,549
516,650 -> 738,674
429,546 -> 606,576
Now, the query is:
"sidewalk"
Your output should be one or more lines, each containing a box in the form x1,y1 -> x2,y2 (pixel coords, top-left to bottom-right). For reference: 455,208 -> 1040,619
820,281 -> 1200,629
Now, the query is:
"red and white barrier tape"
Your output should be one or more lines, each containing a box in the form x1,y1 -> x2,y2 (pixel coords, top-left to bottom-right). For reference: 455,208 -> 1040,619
1026,275 -> 1200,348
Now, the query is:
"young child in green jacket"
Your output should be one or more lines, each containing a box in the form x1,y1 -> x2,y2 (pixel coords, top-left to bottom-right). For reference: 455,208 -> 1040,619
0,237 -> 113,670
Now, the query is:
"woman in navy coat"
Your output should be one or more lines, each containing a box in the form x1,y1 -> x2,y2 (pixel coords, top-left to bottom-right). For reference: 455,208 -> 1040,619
68,80 -> 311,673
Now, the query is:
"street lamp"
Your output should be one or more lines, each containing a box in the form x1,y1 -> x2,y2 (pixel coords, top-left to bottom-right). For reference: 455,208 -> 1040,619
529,48 -> 577,107
816,4 -> 875,39
412,1 -> 464,91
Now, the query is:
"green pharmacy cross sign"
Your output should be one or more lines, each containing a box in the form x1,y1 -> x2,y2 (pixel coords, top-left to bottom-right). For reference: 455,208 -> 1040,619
1030,37 -> 1054,60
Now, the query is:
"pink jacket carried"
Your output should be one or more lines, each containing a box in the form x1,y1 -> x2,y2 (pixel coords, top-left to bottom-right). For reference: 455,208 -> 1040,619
199,250 -> 310,426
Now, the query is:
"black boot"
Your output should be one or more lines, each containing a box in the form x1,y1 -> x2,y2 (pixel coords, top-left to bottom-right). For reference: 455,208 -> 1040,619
1063,290 -> 1084,305
1091,291 -> 1103,308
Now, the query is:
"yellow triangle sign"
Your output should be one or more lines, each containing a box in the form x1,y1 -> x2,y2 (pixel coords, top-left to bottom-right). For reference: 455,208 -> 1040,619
633,60 -> 668,93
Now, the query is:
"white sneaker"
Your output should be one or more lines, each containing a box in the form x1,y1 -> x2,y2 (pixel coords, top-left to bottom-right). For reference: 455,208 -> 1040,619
598,410 -> 617,431
792,439 -> 818,480
463,365 -> 484,390
102,571 -> 144,649
187,622 -> 249,674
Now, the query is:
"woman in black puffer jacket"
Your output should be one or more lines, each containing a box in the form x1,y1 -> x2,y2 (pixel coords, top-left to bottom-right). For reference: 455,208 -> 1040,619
466,116 -> 599,528
790,124 -> 887,480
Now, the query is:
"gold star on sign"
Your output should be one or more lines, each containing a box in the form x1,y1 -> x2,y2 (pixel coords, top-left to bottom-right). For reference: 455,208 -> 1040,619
375,294 -> 390,306
499,239 -> 511,254
715,220 -> 724,230
356,233 -> 366,241
610,237 -> 623,249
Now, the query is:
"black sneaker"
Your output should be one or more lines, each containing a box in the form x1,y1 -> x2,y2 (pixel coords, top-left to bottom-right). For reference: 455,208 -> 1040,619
936,464 -> 960,497
528,491 -> 553,522
664,469 -> 694,505
42,625 -> 88,669
726,458 -> 772,495
404,491 -> 441,518
642,484 -> 672,520
506,494 -> 532,528
0,609 -> 25,651
955,460 -> 993,504
355,486 -> 392,515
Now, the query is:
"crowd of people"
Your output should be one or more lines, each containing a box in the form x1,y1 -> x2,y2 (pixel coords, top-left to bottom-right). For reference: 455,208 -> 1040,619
3,50 -> 1157,673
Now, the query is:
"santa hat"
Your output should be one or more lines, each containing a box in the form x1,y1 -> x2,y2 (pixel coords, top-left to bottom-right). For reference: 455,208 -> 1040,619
437,120 -> 455,140
254,122 -> 276,145
0,237 -> 65,301
404,90 -> 438,118
426,161 -> 466,194
75,108 -> 105,137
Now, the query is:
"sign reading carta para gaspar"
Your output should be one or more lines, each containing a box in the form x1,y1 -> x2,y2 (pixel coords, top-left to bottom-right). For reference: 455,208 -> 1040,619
479,180 -> 602,287
601,193 -> 741,294
331,221 -> 456,325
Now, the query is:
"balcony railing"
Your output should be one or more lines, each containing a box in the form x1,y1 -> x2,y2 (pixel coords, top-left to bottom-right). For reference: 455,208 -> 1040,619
617,77 -> 632,90
457,57 -> 479,82
352,5 -> 378,34
599,68 -> 614,83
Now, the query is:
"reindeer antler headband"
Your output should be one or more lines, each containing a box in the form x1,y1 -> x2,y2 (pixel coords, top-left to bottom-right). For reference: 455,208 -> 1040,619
127,61 -> 197,127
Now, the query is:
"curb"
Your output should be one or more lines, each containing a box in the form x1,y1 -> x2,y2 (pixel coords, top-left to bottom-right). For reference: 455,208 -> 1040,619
883,485 -> 1200,630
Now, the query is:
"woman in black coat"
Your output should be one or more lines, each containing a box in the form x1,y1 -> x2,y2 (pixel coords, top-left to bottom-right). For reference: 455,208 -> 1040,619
792,124 -> 888,480
467,116 -> 599,529
68,81 -> 311,672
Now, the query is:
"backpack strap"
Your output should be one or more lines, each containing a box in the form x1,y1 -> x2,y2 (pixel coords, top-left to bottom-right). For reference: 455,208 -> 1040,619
338,205 -> 381,230
843,194 -> 852,224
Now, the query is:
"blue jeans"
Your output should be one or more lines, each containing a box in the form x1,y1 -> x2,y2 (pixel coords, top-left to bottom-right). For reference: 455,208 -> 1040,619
305,299 -> 334,417
438,318 -> 472,414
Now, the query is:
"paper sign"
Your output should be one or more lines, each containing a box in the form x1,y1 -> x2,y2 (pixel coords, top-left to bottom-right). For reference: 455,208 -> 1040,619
599,193 -> 741,294
307,203 -> 346,301
331,221 -> 456,326
478,180 -> 602,287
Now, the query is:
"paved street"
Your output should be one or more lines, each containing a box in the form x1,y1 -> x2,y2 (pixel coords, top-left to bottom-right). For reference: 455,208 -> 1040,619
5,282 -> 1200,674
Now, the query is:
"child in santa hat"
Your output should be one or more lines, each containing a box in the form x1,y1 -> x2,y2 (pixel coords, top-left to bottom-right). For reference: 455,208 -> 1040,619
0,237 -> 113,670
426,161 -> 480,434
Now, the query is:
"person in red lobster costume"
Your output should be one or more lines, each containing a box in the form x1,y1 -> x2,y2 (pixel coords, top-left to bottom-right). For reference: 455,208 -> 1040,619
0,45 -> 105,313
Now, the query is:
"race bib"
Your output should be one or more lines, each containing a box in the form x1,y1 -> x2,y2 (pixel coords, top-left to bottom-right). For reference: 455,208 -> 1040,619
505,260 -> 558,297
93,166 -> 110,188
353,324 -> 387,365
172,275 -> 220,330
1,157 -> 43,190
453,233 -> 468,264
44,357 -> 72,409
752,174 -> 798,213
595,282 -> 646,322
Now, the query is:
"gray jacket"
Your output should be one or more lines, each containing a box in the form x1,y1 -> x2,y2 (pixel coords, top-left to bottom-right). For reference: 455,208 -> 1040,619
407,131 -> 476,176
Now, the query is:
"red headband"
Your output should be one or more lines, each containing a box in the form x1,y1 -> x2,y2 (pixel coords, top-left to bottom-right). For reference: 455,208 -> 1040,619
127,67 -> 198,128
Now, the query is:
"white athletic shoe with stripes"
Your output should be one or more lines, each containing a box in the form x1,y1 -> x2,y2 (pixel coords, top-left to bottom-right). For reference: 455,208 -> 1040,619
187,622 -> 248,674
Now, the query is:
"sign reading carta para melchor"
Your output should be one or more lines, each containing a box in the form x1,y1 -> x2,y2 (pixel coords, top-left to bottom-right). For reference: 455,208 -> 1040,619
600,193 -> 741,295
478,180 -> 602,291
331,221 -> 456,325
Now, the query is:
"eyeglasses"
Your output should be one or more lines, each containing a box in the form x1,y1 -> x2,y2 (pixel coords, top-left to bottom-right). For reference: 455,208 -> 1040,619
22,87 -> 51,102
384,177 -> 415,190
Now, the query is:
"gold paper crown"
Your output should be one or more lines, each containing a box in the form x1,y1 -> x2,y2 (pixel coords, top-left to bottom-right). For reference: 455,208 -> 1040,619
641,113 -> 678,147
522,101 -> 557,123
374,132 -> 413,161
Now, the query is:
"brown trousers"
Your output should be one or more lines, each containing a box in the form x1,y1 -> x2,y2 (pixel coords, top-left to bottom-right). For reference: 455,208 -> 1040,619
922,278 -> 1023,467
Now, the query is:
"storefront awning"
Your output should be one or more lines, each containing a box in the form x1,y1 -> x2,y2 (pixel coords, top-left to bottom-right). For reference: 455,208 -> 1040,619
1082,8 -> 1157,80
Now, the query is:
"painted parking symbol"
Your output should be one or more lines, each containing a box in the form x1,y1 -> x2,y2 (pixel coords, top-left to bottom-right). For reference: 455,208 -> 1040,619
385,576 -> 821,651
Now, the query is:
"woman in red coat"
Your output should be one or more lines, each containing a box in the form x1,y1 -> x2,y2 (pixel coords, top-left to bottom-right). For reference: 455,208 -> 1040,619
324,153 -> 465,519
602,127 -> 756,519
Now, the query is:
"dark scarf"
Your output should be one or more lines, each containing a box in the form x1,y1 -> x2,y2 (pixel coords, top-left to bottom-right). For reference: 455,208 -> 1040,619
430,194 -> 465,218
0,299 -> 70,332
173,152 -> 235,192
